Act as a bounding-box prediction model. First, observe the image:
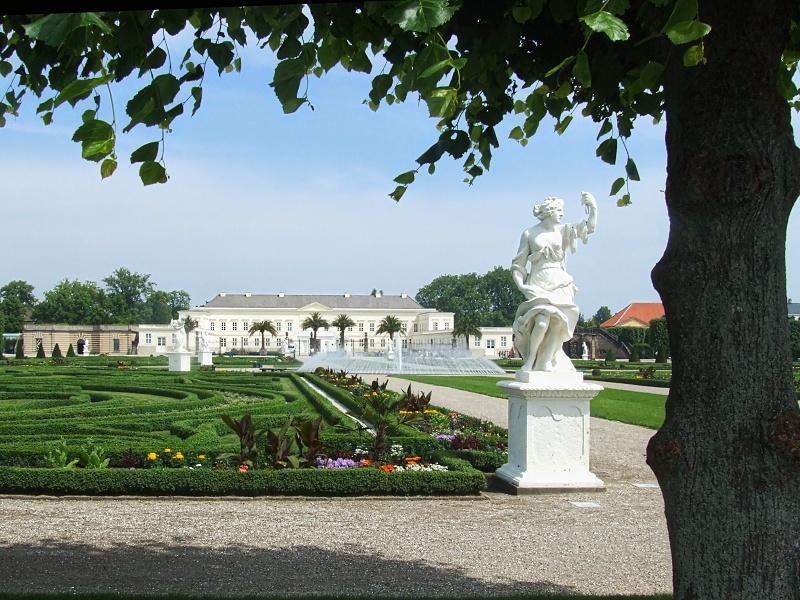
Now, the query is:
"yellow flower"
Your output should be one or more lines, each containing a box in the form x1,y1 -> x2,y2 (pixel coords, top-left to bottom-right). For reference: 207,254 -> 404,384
164,448 -> 171,453
173,452 -> 184,460
147,452 -> 157,461
198,455 -> 206,460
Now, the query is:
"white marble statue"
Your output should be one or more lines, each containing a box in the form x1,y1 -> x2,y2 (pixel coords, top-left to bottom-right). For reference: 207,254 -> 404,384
281,337 -> 289,355
171,318 -> 187,352
82,339 -> 90,355
512,191 -> 598,372
198,329 -> 210,352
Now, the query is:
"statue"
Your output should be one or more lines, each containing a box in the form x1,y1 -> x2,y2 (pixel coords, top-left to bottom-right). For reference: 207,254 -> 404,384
582,341 -> 589,360
198,329 -> 210,352
511,191 -> 598,372
171,318 -> 187,352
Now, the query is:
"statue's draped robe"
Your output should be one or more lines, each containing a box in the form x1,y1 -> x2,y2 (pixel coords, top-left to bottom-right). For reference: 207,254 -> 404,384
511,220 -> 590,370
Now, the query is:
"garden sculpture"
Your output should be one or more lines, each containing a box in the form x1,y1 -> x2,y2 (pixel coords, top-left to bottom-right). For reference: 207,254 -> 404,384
511,191 -> 598,372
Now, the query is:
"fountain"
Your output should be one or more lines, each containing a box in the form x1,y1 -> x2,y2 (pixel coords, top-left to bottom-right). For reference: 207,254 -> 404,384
297,341 -> 506,375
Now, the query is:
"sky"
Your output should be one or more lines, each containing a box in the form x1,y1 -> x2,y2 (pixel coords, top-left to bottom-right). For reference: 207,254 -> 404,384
2,25 -> 799,318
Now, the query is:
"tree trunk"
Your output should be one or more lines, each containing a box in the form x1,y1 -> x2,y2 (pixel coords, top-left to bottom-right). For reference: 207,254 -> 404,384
648,1 -> 800,598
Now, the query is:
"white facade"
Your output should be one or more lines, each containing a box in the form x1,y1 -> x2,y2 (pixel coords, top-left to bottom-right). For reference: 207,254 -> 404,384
136,324 -> 177,356
179,292 -> 457,357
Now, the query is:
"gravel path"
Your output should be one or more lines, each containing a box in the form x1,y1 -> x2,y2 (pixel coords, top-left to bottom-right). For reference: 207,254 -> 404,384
0,378 -> 672,597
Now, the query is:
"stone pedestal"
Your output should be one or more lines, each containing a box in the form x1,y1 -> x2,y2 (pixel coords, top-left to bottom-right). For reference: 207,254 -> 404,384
168,351 -> 192,372
494,371 -> 605,494
197,350 -> 213,367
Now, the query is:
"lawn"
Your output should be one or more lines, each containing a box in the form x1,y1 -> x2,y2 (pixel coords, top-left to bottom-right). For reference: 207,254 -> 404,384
0,595 -> 672,600
395,375 -> 666,429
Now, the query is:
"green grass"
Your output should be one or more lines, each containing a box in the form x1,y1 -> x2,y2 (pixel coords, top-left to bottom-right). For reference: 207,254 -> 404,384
395,375 -> 666,429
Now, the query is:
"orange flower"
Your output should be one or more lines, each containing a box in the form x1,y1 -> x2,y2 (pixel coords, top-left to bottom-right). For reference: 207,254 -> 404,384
379,464 -> 395,473
238,464 -> 249,473
361,459 -> 372,466
405,456 -> 421,462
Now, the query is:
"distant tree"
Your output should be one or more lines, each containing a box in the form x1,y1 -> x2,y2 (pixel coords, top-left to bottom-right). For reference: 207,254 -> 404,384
168,290 -> 191,319
33,279 -> 110,325
52,343 -> 63,359
647,318 -> 670,356
452,316 -> 482,350
102,267 -> 155,324
331,314 -> 356,350
301,312 -> 330,353
593,306 -> 613,326
482,266 -> 524,326
376,315 -> 403,342
248,320 -> 278,356
416,273 -> 490,326
0,280 -> 36,333
141,290 -> 172,324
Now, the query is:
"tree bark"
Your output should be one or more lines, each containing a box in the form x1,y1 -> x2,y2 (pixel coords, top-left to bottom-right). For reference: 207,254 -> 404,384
648,1 -> 800,597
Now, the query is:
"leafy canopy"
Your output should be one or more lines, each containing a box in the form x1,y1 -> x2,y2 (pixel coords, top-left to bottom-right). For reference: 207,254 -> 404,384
0,1 -> 728,203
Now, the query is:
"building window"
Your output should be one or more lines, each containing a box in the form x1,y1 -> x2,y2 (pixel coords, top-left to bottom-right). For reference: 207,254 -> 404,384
220,338 -> 227,348
243,321 -> 249,330
276,322 -> 282,331
232,322 -> 238,331
157,337 -> 166,347
348,326 -> 354,332
210,322 -> 215,331
287,322 -> 293,332
265,337 -> 271,346
413,324 -> 419,333
358,322 -> 364,332
221,322 -> 226,331
444,321 -> 450,330
402,339 -> 408,349
369,322 -> 375,332
433,322 -> 439,330
358,338 -> 364,347
381,339 -> 386,347
172,334 -> 176,345
474,337 -> 481,347
113,339 -> 120,352
401,323 -> 407,332
243,338 -> 248,346
500,336 -> 507,347
486,339 -> 495,349
369,338 -> 375,347
145,333 -> 152,344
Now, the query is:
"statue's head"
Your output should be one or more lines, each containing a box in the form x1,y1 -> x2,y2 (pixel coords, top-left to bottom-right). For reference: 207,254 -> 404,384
533,197 -> 564,221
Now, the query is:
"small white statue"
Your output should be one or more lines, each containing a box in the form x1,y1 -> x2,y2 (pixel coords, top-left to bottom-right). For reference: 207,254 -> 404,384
582,341 -> 589,360
386,338 -> 394,353
281,337 -> 289,355
198,329 -> 210,352
512,191 -> 598,372
83,339 -> 90,355
171,318 -> 186,352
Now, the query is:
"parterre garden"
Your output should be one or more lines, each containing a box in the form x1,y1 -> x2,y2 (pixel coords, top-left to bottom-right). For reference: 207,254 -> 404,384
0,363 -> 503,496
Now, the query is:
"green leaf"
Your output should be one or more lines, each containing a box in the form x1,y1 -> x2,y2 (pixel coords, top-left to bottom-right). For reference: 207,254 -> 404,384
664,20 -> 711,45
419,59 -> 451,79
0,61 -> 12,77
394,170 -> 416,185
384,0 -> 458,33
573,51 -> 591,87
139,161 -> 168,186
71,119 -> 114,162
24,13 -> 110,46
597,119 -> 612,139
425,87 -> 458,118
554,115 -> 573,135
546,55 -> 575,77
389,185 -> 407,201
370,74 -> 393,105
610,177 -> 625,196
616,193 -> 632,207
625,158 -> 640,181
512,6 -> 533,23
190,86 -> 202,116
580,11 -> 630,41
130,141 -> 160,164
100,157 -> 117,179
54,74 -> 114,108
637,61 -> 665,91
661,0 -> 697,33
281,97 -> 307,114
596,137 -> 618,164
139,47 -> 167,75
683,44 -> 706,67
509,126 -> 524,140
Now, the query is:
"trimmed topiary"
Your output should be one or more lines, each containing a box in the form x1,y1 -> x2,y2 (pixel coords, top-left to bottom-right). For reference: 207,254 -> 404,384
604,348 -> 616,363
66,344 -> 76,357
36,342 -> 45,359
629,347 -> 640,362
52,344 -> 63,359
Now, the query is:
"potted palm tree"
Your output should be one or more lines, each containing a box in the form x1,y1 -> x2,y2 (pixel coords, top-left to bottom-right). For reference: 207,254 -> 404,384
248,320 -> 278,356
331,314 -> 356,351
301,311 -> 329,354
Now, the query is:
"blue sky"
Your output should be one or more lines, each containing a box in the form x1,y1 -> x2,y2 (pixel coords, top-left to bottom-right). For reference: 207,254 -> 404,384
2,31 -> 799,318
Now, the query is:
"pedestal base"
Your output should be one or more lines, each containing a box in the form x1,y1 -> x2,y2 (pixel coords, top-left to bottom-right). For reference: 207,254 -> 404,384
495,373 -> 605,493
198,350 -> 213,366
168,351 -> 192,372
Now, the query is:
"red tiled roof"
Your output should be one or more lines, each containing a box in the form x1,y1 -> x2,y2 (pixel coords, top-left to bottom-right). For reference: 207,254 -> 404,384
600,303 -> 665,328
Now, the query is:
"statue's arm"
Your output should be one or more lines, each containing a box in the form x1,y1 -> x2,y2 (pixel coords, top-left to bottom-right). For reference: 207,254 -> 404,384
581,191 -> 598,233
511,230 -> 530,289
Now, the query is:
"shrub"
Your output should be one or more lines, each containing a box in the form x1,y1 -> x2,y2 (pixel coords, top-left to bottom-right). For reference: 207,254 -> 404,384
655,345 -> 669,363
66,344 -> 76,358
629,347 -> 640,362
591,368 -> 602,377
36,343 -> 45,359
15,341 -> 23,359
52,344 -> 63,359
604,348 -> 616,363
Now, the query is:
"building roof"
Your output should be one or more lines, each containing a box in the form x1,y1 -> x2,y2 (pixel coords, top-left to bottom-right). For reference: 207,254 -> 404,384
600,302 -> 665,328
200,293 -> 426,311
